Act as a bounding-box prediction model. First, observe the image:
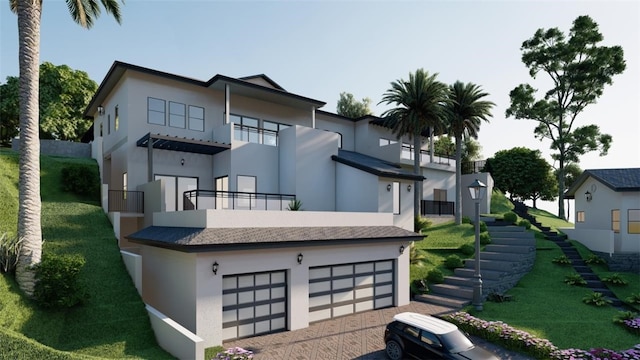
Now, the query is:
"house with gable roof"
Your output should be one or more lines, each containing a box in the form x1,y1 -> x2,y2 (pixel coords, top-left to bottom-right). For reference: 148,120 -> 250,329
562,168 -> 640,272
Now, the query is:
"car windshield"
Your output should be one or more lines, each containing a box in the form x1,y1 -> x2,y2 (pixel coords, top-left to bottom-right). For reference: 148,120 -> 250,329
440,329 -> 474,353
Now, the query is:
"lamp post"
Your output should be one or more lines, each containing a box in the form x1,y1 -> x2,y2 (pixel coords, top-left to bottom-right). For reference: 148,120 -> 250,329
468,179 -> 487,311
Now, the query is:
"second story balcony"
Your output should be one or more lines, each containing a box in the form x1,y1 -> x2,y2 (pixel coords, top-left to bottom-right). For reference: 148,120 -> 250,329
400,144 -> 455,168
108,190 -> 144,213
183,190 -> 296,211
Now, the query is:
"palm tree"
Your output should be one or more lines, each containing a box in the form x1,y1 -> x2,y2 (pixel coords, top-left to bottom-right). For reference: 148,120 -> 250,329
10,0 -> 122,296
444,81 -> 494,225
380,69 -> 449,222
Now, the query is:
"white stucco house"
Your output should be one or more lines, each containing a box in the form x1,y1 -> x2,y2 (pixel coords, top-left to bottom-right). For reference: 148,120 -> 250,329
81,61 -> 491,357
562,168 -> 640,272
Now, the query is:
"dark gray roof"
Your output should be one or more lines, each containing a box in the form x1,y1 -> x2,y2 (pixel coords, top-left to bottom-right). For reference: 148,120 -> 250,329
127,226 -> 424,252
136,133 -> 230,155
332,150 -> 425,181
566,168 -> 640,197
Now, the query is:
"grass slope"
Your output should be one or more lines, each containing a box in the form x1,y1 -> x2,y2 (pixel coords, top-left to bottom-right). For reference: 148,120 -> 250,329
0,150 -> 173,359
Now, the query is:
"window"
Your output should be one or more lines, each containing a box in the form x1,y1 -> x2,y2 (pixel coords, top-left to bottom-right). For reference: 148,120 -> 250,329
577,211 -> 585,223
114,105 -> 119,131
231,114 -> 259,143
379,138 -> 397,146
629,209 -> 640,234
188,105 -> 204,131
402,325 -> 419,338
169,101 -> 186,128
215,176 -> 229,209
122,172 -> 127,200
263,120 -> 290,146
99,122 -> 103,137
434,189 -> 447,202
148,97 -> 166,125
612,209 -> 620,233
107,114 -> 111,135
336,132 -> 343,148
420,330 -> 442,347
393,181 -> 400,215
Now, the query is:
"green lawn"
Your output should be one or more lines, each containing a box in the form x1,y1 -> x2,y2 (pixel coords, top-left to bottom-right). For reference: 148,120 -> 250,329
0,150 -> 173,359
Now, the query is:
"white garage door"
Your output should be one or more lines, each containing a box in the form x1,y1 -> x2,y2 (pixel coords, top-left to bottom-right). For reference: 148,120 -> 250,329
309,260 -> 394,323
222,270 -> 287,340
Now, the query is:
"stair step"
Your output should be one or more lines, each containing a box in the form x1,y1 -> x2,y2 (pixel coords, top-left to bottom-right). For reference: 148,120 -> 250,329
454,267 -> 504,281
581,273 -> 599,281
574,265 -> 592,273
484,244 -> 534,254
443,276 -> 474,287
414,294 -> 470,308
463,259 -> 523,272
480,251 -> 532,261
585,280 -> 604,287
487,226 -> 525,233
490,237 -> 536,246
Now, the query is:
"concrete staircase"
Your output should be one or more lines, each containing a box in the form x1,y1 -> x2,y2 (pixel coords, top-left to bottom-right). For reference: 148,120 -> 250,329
416,225 -> 536,308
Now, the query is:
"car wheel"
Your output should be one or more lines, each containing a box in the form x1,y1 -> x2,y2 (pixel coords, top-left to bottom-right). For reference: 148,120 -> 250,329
385,340 -> 403,360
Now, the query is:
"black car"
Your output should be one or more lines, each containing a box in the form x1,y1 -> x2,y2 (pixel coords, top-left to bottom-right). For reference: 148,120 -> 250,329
384,312 -> 499,360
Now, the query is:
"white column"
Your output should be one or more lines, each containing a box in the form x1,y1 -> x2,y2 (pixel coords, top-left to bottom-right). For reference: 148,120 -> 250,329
225,84 -> 230,124
311,106 -> 316,128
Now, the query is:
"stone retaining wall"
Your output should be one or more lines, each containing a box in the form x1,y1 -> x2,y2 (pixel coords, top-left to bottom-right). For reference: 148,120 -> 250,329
11,138 -> 91,158
594,251 -> 640,273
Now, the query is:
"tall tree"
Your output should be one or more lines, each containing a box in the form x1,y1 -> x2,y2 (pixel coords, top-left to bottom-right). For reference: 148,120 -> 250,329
444,81 -> 494,224
379,69 -> 449,221
506,15 -> 625,219
1,62 -> 98,142
336,92 -> 373,118
10,0 -> 122,297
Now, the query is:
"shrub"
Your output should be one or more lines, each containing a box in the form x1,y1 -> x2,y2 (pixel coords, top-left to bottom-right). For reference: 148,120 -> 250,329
602,273 -> 628,286
582,292 -> 612,307
585,254 -> 606,265
462,216 -> 472,224
410,279 -> 428,296
487,292 -> 514,303
503,211 -> 518,224
414,216 -> 431,233
480,232 -> 491,245
613,311 -> 638,325
626,293 -> 640,305
552,255 -> 572,265
287,199 -> 303,211
444,255 -> 464,269
0,232 -> 21,273
426,269 -> 444,284
33,253 -> 88,309
518,219 -> 531,229
409,242 -> 427,266
60,164 -> 100,199
214,347 -> 254,360
458,243 -> 475,256
479,221 -> 488,232
564,273 -> 587,286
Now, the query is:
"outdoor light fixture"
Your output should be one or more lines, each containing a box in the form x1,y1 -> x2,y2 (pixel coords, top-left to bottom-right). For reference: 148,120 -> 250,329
399,245 -> 405,254
97,105 -> 104,115
467,179 -> 487,311
297,253 -> 303,264
585,191 -> 592,202
387,184 -> 392,192
407,184 -> 412,192
181,158 -> 185,166
212,261 -> 219,275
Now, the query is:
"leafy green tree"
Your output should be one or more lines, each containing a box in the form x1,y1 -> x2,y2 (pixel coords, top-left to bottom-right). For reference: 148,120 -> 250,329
10,0 -> 122,297
444,81 -> 494,224
462,138 -> 482,165
506,15 -> 625,219
484,147 -> 557,207
380,69 -> 449,219
0,77 -> 20,145
433,136 -> 454,157
336,92 -> 372,118
1,62 -> 98,142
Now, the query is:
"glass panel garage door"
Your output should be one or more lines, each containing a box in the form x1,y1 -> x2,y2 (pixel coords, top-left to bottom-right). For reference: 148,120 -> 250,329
222,270 -> 287,341
308,260 -> 394,323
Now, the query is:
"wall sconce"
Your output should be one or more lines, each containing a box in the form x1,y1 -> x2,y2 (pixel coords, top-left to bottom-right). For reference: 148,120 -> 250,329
297,253 -> 303,264
181,158 -> 185,166
212,261 -> 219,275
399,245 -> 405,254
387,184 -> 392,192
585,191 -> 592,202
407,184 -> 412,192
97,105 -> 104,116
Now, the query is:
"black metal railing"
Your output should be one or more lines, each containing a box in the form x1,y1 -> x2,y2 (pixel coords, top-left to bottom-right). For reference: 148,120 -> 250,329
108,190 -> 144,213
401,144 -> 453,165
421,200 -> 454,216
463,160 -> 486,174
183,190 -> 296,211
234,124 -> 279,146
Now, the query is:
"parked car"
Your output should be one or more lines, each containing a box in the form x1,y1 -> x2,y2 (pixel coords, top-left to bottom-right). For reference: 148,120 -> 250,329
384,312 -> 499,360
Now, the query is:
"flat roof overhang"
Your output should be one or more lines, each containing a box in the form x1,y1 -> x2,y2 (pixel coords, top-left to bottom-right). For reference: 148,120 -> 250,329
136,133 -> 230,155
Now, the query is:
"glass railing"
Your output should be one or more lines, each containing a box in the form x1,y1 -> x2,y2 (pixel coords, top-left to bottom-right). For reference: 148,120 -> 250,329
183,190 -> 296,211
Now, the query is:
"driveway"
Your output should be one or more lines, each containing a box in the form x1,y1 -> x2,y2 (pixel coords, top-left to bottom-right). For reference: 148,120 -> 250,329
223,301 -> 534,359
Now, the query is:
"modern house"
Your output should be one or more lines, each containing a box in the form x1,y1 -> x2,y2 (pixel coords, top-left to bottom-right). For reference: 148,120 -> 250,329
562,168 -> 640,272
81,61 -> 486,357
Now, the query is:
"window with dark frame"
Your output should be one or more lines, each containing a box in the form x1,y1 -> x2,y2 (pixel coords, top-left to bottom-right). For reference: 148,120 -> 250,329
612,209 -> 620,233
169,101 -> 186,128
148,97 -> 166,125
188,105 -> 205,131
629,209 -> 640,234
114,105 -> 119,131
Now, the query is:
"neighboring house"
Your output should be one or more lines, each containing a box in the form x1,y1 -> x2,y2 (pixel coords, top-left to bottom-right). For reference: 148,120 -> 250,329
562,168 -> 640,272
81,61 -> 489,355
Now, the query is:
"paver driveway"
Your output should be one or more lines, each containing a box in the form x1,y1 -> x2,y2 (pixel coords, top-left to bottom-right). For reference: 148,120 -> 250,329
223,301 -> 535,359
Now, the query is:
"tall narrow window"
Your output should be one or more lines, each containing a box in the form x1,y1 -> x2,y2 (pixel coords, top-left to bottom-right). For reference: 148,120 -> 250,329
107,114 -> 111,135
215,176 -> 229,209
122,172 -> 128,200
577,211 -> 585,223
393,181 -> 400,215
99,122 -> 103,137
169,101 -> 186,128
237,175 -> 256,209
114,105 -> 119,131
612,209 -> 620,233
148,97 -> 166,125
629,209 -> 640,234
188,105 -> 205,131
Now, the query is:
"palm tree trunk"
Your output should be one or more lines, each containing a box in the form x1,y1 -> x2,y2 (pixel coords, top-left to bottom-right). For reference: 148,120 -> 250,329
454,134 -> 463,225
413,135 -> 421,221
15,0 -> 43,297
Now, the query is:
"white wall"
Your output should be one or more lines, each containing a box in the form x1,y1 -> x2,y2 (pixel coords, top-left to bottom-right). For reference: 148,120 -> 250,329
461,173 -> 493,218
560,228 -> 615,255
422,168 -> 456,201
335,163 -> 378,212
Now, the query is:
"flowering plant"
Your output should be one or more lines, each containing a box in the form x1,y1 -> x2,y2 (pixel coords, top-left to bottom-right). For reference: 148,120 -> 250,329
214,347 -> 254,360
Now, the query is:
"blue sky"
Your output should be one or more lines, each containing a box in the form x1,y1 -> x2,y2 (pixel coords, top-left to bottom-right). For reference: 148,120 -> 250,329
1,0 -> 638,215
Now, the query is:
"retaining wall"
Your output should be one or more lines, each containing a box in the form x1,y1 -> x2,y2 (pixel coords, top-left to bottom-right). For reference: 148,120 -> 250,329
12,138 -> 91,158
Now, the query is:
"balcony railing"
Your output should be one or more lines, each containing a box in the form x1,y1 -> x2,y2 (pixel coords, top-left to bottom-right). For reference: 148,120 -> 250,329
421,200 -> 454,216
463,160 -> 486,174
183,190 -> 296,211
234,124 -> 279,146
401,144 -> 453,165
108,190 -> 144,213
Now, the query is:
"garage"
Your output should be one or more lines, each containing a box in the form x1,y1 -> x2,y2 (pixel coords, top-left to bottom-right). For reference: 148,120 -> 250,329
308,260 -> 394,323
222,270 -> 287,340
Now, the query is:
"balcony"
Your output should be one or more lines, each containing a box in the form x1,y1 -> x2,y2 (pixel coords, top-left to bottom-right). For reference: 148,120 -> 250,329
108,190 -> 144,213
183,190 -> 296,211
401,144 -> 455,167
234,124 -> 279,146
